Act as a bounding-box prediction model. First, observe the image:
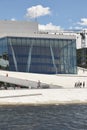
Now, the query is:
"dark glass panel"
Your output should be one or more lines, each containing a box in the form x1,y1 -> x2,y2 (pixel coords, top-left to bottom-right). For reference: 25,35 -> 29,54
0,37 -> 77,74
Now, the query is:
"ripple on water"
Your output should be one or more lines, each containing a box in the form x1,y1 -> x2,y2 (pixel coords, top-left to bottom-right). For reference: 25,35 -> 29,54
0,104 -> 87,130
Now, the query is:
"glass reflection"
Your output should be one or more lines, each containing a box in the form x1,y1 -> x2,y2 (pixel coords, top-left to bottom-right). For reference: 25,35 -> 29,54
0,37 -> 77,74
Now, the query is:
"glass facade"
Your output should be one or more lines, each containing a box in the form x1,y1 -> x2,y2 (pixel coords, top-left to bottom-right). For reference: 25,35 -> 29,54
0,36 -> 77,74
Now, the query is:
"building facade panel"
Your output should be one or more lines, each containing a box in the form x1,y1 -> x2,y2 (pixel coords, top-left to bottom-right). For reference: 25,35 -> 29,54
0,20 -> 38,36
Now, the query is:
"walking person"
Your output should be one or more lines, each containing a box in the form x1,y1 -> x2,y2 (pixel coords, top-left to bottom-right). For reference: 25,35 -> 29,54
83,81 -> 85,88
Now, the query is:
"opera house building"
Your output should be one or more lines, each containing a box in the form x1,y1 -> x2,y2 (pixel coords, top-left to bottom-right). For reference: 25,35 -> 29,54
0,20 -> 77,74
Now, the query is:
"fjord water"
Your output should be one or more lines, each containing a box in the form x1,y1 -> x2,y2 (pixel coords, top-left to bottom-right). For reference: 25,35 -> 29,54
0,104 -> 87,130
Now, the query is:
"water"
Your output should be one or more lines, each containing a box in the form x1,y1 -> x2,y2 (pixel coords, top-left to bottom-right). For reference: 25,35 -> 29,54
0,104 -> 87,130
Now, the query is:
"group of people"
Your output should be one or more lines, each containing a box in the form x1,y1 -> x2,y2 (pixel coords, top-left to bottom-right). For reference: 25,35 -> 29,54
74,81 -> 85,88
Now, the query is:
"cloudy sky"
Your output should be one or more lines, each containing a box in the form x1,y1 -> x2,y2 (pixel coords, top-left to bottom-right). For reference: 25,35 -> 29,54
0,0 -> 87,31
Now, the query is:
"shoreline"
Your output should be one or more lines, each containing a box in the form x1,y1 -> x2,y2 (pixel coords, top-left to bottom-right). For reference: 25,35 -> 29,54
0,101 -> 87,106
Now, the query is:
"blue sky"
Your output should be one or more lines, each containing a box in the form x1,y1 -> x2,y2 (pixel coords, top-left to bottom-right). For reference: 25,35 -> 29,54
0,0 -> 87,30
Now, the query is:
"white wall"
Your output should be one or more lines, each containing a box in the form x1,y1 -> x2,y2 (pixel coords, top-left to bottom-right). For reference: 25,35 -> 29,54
0,20 -> 38,37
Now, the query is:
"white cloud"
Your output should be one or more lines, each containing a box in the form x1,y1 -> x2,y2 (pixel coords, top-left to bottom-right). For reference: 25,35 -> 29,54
69,26 -> 83,30
77,18 -> 87,26
74,26 -> 83,30
11,18 -> 16,21
39,23 -> 62,31
26,5 -> 51,18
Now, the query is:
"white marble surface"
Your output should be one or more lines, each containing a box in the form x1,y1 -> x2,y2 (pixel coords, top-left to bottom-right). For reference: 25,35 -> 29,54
0,89 -> 87,105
